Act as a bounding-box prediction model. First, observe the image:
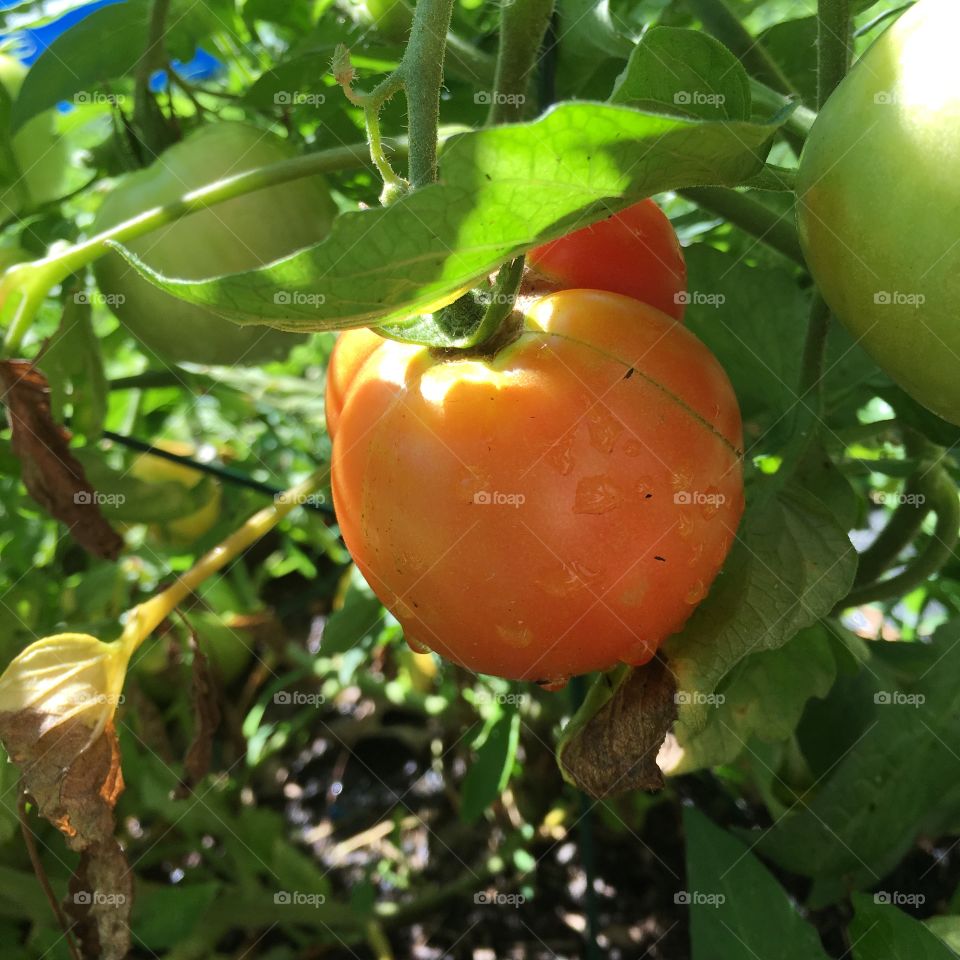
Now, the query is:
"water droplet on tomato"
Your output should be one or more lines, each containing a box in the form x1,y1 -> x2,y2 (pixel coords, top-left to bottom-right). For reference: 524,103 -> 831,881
405,634 -> 432,654
574,475 -> 623,515
688,542 -> 705,567
539,560 -> 602,597
497,623 -> 534,648
618,579 -> 648,607
684,580 -> 707,604
700,487 -> 722,520
586,408 -> 623,453
546,432 -> 575,476
677,513 -> 695,539
622,638 -> 655,665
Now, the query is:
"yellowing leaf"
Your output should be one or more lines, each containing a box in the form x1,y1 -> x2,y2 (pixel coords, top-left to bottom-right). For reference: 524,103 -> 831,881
0,632 -> 130,742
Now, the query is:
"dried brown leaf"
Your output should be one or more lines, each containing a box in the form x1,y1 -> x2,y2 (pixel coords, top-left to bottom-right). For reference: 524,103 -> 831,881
557,657 -> 677,798
0,360 -> 122,559
1,710 -> 131,959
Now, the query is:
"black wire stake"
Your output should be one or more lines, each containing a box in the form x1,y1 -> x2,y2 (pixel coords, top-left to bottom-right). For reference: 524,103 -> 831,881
101,430 -> 334,515
568,673 -> 601,960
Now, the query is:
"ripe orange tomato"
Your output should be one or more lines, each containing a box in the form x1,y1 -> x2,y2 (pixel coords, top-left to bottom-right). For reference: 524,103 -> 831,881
527,199 -> 688,321
331,289 -> 743,682
325,327 -> 386,437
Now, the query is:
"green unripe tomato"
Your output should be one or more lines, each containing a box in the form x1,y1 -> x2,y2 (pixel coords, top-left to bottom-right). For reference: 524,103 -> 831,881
797,0 -> 960,424
93,122 -> 338,366
0,53 -> 68,219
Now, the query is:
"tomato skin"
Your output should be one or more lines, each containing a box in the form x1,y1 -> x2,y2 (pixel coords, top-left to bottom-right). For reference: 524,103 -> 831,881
797,0 -> 960,423
527,199 -> 687,321
0,54 -> 68,219
326,328 -> 391,437
93,122 -> 337,366
332,290 -> 743,682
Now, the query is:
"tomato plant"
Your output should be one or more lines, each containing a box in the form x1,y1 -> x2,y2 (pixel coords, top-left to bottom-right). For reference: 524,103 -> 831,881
93,122 -> 337,365
797,0 -> 960,423
1,1 -> 959,958
331,289 -> 743,681
527,199 -> 688,320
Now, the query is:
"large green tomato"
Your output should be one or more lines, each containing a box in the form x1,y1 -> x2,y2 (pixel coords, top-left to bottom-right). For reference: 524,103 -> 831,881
797,0 -> 960,423
0,54 -> 68,219
93,122 -> 337,366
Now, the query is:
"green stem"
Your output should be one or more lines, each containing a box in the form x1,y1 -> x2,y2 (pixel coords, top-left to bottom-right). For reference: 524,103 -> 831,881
798,292 -> 830,402
403,0 -> 455,187
678,187 -> 805,265
742,164 -> 797,193
120,469 -> 328,655
817,0 -> 853,108
488,0 -> 556,124
854,472 -> 930,587
133,0 -> 173,158
0,139 -> 407,355
836,466 -> 959,611
749,78 -> 817,136
469,257 -> 525,348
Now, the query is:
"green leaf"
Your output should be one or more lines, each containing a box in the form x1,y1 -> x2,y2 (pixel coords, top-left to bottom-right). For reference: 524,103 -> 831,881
112,101 -> 782,333
131,882 -> 221,951
756,629 -> 960,889
460,706 -> 520,823
11,0 -> 150,132
322,566 -> 385,656
611,27 -> 752,121
681,244 -> 807,426
684,807 -> 830,960
665,477 -> 856,738
850,895 -> 960,960
667,625 -> 837,774
759,17 -> 819,106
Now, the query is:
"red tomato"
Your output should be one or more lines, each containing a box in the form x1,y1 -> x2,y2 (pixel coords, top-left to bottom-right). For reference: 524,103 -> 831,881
331,289 -> 743,682
325,328 -> 386,437
527,199 -> 687,320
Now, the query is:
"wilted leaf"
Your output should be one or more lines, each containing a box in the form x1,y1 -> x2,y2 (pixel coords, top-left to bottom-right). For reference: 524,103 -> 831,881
3,715 -> 130,959
0,361 -> 122,559
557,657 -> 676,798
